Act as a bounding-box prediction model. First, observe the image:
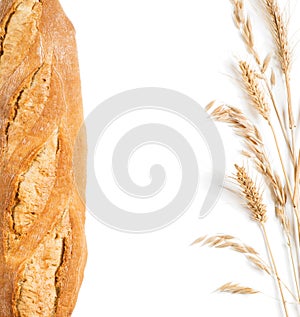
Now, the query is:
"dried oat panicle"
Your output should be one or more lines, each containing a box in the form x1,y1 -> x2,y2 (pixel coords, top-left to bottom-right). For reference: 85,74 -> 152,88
202,0 -> 298,314
232,0 -> 245,26
231,0 -> 261,64
210,105 -> 285,214
216,282 -> 259,295
192,234 -> 271,275
234,164 -> 267,223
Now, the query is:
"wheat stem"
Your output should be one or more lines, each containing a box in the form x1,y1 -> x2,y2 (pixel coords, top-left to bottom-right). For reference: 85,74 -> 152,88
286,233 -> 300,301
261,224 -> 289,316
263,74 -> 294,162
268,121 -> 293,202
279,275 -> 299,303
285,73 -> 295,128
268,120 -> 300,226
284,76 -> 297,169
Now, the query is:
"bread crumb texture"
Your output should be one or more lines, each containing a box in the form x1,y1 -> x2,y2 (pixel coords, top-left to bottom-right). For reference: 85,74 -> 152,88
10,131 -> 71,317
6,61 -> 52,160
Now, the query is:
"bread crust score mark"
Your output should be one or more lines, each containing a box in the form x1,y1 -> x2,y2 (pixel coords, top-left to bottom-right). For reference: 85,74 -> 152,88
0,1 -> 87,316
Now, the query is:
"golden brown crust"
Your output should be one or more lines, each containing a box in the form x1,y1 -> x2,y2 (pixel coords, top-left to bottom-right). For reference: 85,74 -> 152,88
0,1 -> 87,316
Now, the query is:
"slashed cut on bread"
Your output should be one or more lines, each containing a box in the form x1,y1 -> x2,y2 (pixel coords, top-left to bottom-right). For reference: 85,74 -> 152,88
0,0 -> 87,316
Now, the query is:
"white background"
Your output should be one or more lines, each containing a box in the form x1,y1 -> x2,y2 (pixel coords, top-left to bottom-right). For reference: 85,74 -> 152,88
59,0 -> 300,316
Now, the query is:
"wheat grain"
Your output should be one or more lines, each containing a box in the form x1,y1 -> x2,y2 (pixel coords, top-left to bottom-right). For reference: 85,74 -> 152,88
205,100 -> 216,112
262,53 -> 273,73
270,69 -> 276,86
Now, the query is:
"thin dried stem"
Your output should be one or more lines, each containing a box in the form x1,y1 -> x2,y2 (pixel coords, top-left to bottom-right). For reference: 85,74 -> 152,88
262,224 -> 289,316
293,151 -> 300,205
264,74 -> 294,162
268,122 -> 294,210
286,232 -> 300,301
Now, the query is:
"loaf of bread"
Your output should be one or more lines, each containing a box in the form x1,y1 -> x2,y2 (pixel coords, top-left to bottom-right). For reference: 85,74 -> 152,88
0,0 -> 87,316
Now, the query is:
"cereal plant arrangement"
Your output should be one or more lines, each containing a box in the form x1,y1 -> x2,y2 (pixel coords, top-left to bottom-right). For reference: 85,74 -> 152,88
193,1 -> 300,316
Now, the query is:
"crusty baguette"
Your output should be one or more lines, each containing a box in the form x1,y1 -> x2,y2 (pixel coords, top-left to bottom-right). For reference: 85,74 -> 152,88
0,0 -> 87,316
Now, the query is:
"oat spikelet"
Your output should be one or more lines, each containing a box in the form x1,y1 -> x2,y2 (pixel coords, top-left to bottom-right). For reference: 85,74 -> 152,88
270,69 -> 276,86
210,105 -> 286,219
239,61 -> 270,120
216,282 -> 259,295
205,100 -> 216,112
232,0 -> 245,26
192,234 -> 271,275
231,0 -> 260,63
262,53 -> 272,73
262,0 -> 290,74
234,165 -> 267,223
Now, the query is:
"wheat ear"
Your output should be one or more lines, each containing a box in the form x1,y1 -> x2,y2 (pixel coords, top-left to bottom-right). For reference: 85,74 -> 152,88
231,0 -> 294,161
234,165 -> 289,316
210,105 -> 286,213
261,0 -> 295,167
238,61 -> 294,211
234,165 -> 267,223
239,61 -> 270,120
